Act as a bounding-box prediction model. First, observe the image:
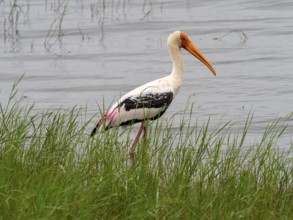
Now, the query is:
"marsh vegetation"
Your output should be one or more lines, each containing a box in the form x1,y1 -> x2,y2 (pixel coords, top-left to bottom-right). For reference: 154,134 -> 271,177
1,1 -> 293,218
0,80 -> 292,219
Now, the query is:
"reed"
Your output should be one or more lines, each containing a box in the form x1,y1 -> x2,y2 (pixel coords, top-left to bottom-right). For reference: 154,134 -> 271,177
0,80 -> 292,219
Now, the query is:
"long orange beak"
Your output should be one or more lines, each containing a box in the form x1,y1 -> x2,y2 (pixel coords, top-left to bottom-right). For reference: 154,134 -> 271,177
183,40 -> 216,76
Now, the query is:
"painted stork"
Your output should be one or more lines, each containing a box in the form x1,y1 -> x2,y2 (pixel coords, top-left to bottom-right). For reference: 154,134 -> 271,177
91,31 -> 216,159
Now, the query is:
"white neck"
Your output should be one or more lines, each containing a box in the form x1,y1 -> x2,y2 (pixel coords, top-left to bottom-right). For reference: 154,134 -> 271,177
168,43 -> 184,96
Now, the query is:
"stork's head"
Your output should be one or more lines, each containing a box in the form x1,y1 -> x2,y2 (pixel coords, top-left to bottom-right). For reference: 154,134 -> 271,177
168,31 -> 216,76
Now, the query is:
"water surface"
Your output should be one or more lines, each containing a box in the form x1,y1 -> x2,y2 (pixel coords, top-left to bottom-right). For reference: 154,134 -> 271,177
1,0 -> 292,146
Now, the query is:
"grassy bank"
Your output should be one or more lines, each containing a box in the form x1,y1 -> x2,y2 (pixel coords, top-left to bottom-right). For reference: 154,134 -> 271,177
0,81 -> 292,219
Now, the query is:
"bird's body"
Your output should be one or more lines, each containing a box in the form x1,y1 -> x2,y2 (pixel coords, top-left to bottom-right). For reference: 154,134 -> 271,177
91,31 -> 216,159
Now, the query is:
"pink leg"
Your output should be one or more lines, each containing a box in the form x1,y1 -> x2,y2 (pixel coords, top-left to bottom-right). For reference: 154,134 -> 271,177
129,122 -> 146,159
143,125 -> 147,142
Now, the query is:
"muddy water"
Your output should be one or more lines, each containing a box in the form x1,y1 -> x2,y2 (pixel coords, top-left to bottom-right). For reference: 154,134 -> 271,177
0,0 -> 292,147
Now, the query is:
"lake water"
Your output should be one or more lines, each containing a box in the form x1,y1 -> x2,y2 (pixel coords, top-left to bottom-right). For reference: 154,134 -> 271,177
0,0 -> 292,147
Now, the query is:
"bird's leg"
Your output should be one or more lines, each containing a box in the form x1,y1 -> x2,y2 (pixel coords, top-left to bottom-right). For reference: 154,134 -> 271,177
129,122 -> 145,159
143,124 -> 147,142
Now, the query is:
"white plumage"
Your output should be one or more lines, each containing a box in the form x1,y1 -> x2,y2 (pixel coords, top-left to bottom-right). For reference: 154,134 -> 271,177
105,78 -> 172,126
91,31 -> 216,159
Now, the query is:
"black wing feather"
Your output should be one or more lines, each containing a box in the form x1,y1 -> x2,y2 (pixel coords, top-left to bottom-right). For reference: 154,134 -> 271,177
121,92 -> 173,111
117,92 -> 174,126
91,91 -> 174,134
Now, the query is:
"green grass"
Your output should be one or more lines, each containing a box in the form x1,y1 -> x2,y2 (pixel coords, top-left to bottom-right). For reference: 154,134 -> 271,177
0,80 -> 292,219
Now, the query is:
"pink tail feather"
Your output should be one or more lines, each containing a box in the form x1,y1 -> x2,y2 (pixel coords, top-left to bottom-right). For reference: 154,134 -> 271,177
90,116 -> 106,136
91,110 -> 117,136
